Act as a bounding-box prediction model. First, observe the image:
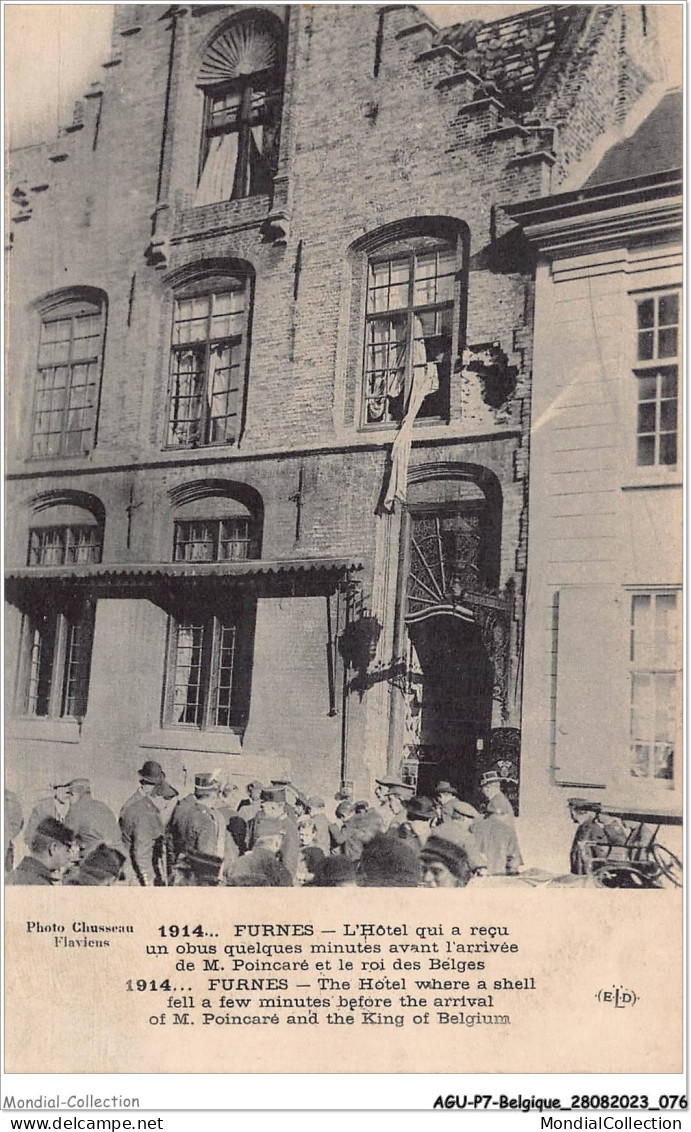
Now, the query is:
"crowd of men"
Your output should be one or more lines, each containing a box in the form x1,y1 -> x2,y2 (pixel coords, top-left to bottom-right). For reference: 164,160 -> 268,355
4,763 -> 528,888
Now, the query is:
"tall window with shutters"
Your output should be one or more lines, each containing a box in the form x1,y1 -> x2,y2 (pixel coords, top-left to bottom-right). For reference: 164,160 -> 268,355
195,14 -> 285,206
166,272 -> 251,448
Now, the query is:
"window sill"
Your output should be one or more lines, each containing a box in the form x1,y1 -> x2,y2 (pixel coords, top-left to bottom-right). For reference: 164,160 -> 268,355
621,469 -> 681,491
7,717 -> 81,744
163,440 -> 238,455
140,729 -> 245,755
178,194 -> 271,236
359,416 -> 447,433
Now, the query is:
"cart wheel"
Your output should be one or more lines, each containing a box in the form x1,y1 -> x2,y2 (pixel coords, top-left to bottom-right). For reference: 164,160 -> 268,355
651,843 -> 682,888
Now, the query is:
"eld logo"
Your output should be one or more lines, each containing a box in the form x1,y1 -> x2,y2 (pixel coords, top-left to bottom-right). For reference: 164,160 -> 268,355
596,986 -> 639,1008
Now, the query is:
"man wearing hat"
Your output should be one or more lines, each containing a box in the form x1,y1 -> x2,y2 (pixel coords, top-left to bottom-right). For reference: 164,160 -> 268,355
374,777 -> 415,832
119,761 -> 176,885
480,770 -> 516,824
63,778 -> 120,858
7,817 -> 76,885
473,772 -> 522,875
23,781 -> 72,849
420,826 -> 473,888
168,773 -> 243,880
248,787 -> 299,880
238,781 -> 264,825
436,798 -> 487,875
395,795 -> 436,850
434,780 -> 458,825
270,778 -> 302,822
69,844 -> 126,887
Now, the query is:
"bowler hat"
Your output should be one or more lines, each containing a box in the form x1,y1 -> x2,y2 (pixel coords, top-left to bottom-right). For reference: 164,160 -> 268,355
406,795 -> 436,821
35,817 -> 75,848
308,796 -> 325,810
138,760 -> 165,785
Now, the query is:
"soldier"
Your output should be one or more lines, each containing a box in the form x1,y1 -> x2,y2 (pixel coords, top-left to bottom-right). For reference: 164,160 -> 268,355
119,761 -> 175,886
480,770 -> 517,823
477,770 -> 523,874
248,787 -> 299,880
375,777 -> 415,831
24,782 -> 72,847
169,773 -> 242,878
7,817 -> 75,886
397,795 -> 436,848
435,798 -> 487,875
64,778 -> 121,858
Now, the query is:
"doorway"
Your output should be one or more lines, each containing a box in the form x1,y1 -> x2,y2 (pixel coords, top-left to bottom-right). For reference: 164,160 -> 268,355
405,612 -> 493,803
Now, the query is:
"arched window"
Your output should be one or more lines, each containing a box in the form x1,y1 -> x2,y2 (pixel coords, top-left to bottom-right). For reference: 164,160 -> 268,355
30,289 -> 107,458
166,265 -> 253,449
195,12 -> 286,205
353,219 -> 467,428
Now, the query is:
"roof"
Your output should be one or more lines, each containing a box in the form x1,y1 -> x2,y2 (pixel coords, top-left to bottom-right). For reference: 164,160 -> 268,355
5,557 -> 363,587
439,5 -> 578,111
584,90 -> 683,187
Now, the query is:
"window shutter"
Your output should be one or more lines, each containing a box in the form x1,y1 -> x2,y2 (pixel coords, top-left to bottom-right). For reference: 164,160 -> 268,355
553,586 -> 628,788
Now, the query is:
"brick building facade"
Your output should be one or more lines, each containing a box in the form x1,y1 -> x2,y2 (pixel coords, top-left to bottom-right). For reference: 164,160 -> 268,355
5,5 -> 662,832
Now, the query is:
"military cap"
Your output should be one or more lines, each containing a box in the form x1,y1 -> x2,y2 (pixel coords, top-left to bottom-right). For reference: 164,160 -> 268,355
194,772 -> 219,795
480,770 -> 501,787
375,777 -> 415,796
261,786 -> 286,803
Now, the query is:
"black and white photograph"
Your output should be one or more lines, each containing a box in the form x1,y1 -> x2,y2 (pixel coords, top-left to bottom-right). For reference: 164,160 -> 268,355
2,0 -> 684,1094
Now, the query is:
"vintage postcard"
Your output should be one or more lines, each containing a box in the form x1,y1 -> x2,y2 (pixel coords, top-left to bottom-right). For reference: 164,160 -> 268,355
3,0 -> 684,1104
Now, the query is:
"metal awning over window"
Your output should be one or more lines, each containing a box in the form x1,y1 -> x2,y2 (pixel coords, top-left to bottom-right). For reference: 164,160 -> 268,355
5,557 -> 363,601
